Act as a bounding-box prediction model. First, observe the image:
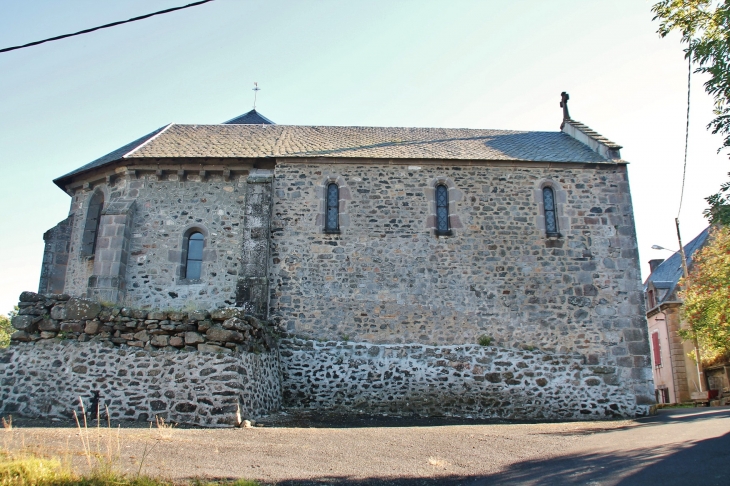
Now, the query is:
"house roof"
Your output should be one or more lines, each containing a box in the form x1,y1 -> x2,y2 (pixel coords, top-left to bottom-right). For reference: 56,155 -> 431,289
54,119 -> 621,189
223,109 -> 275,125
644,226 -> 712,304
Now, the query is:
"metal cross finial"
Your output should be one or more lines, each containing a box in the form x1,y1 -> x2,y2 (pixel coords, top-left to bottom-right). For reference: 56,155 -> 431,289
252,82 -> 260,110
560,92 -> 570,128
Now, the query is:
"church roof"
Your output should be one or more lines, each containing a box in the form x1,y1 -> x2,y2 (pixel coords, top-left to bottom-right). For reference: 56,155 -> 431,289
55,123 -> 618,188
223,109 -> 275,125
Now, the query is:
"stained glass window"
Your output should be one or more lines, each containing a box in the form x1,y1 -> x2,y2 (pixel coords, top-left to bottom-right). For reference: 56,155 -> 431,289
325,183 -> 339,232
436,184 -> 450,235
185,232 -> 204,279
543,187 -> 558,236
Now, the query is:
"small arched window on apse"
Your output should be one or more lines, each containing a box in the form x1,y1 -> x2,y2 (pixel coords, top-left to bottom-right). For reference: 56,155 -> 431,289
435,184 -> 451,235
325,182 -> 340,233
542,186 -> 559,237
81,191 -> 104,256
183,232 -> 205,280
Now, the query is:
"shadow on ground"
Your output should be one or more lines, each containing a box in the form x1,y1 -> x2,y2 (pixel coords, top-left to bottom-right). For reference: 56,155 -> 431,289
261,430 -> 730,485
539,407 -> 730,437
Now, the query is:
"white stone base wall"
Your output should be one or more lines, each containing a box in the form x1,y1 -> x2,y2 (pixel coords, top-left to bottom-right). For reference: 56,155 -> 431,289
0,341 -> 281,427
280,339 -> 651,420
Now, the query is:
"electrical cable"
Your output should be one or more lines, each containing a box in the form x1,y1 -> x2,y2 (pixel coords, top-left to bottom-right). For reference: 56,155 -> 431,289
677,53 -> 692,218
0,0 -> 214,54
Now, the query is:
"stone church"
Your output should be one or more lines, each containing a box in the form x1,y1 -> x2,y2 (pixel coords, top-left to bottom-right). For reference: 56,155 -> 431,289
3,95 -> 654,425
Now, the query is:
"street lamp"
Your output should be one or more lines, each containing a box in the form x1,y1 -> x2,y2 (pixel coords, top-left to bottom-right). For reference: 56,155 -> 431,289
651,244 -> 673,251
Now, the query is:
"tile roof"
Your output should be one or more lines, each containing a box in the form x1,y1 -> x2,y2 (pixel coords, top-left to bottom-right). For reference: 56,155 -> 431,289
55,123 -> 616,188
644,226 -> 712,304
133,125 -> 612,161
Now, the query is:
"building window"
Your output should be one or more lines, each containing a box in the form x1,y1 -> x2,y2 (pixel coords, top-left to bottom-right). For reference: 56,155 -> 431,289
184,232 -> 204,279
647,289 -> 656,309
651,332 -> 662,367
436,184 -> 450,235
81,191 -> 104,256
325,182 -> 339,232
543,186 -> 559,237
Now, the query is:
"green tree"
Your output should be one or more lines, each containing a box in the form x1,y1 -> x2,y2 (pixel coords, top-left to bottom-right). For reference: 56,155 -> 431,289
679,226 -> 730,364
652,0 -> 730,223
0,314 -> 12,348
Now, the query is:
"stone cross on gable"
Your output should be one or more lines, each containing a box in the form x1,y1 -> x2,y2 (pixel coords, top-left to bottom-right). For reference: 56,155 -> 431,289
560,92 -> 570,129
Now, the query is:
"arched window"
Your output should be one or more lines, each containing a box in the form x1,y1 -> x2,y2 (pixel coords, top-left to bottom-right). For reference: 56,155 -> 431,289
542,186 -> 559,237
325,182 -> 339,232
435,184 -> 450,235
81,191 -> 104,256
184,232 -> 204,280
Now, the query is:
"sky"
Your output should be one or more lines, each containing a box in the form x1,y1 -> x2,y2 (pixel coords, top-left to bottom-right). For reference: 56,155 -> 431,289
0,0 -> 726,315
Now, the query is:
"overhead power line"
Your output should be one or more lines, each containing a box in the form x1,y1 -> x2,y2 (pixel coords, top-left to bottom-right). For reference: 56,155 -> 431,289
0,0 -> 215,54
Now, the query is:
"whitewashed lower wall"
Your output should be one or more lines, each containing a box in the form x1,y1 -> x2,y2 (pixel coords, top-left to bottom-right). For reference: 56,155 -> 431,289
0,341 -> 281,427
280,339 -> 651,420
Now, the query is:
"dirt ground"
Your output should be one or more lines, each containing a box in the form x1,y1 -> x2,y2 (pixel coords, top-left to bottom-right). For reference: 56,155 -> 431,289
3,408 -> 730,485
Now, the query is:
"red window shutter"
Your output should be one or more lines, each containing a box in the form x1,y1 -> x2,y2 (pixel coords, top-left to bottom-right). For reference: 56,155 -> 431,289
652,332 -> 662,366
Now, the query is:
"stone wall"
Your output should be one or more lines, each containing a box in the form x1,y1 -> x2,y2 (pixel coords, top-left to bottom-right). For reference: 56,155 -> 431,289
62,168 -> 253,309
269,161 -> 653,407
10,292 -> 276,354
270,161 -> 644,352
5,290 -> 652,422
280,338 -> 651,419
0,340 -> 281,427
38,215 -> 74,295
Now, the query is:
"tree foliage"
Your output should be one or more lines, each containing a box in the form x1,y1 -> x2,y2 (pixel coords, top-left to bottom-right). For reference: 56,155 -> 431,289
679,226 -> 730,364
652,1 -> 730,222
704,174 -> 730,224
0,314 -> 11,348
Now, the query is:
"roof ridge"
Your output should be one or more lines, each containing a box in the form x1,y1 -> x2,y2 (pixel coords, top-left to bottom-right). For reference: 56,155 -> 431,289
190,124 -> 552,134
122,123 -> 174,158
563,119 -> 622,149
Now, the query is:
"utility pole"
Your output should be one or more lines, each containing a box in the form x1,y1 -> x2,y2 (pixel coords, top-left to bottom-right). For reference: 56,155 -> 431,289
676,217 -> 706,393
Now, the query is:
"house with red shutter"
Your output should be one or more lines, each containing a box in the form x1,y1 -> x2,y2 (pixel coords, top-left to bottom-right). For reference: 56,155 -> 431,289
644,226 -> 711,403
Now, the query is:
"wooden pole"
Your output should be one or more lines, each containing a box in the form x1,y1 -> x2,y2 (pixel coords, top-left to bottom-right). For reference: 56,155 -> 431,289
676,217 -> 706,393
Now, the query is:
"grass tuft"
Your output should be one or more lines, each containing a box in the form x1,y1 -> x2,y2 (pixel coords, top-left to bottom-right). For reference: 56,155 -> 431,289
477,335 -> 492,346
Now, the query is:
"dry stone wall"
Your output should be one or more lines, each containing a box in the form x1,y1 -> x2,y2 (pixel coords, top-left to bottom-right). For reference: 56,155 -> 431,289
10,292 -> 276,355
280,338 -> 651,419
0,340 -> 280,427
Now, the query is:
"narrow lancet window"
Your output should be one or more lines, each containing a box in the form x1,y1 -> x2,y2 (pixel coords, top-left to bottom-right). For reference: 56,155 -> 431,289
185,232 -> 204,279
543,186 -> 559,236
81,191 -> 104,256
325,183 -> 339,232
436,184 -> 450,235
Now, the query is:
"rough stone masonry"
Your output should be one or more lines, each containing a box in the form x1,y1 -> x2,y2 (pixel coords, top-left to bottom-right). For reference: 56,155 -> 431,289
11,103 -> 654,423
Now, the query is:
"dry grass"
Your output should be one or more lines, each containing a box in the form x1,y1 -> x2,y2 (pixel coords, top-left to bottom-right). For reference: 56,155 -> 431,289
154,416 -> 176,441
0,404 -> 260,486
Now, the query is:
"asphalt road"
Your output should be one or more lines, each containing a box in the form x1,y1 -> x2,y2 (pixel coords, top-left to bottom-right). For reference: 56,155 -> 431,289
5,407 -> 730,485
